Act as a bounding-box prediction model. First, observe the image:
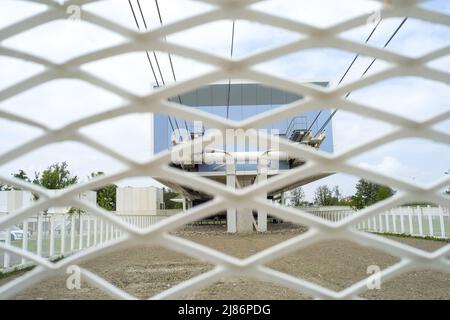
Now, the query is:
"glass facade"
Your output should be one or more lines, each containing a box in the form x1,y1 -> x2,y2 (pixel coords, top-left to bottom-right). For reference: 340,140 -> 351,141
153,83 -> 334,171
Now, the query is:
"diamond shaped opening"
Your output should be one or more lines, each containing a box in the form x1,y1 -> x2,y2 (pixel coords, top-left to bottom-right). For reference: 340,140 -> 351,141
0,79 -> 124,129
254,48 -> 391,83
0,119 -> 44,155
80,113 -> 153,163
81,51 -> 214,96
433,118 -> 450,135
427,55 -> 450,74
2,19 -> 126,63
349,138 -> 450,185
347,77 -> 450,121
167,19 -> 301,58
183,276 -> 310,300
174,220 -> 308,259
0,0 -> 47,30
341,17 -> 450,58
251,0 -> 380,28
0,56 -> 45,91
267,239 -> 401,292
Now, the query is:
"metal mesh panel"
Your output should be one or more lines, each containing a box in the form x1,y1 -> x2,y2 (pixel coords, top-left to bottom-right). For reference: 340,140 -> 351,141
0,0 -> 449,299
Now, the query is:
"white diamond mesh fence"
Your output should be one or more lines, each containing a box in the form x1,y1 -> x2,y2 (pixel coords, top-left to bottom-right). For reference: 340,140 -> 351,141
0,0 -> 449,299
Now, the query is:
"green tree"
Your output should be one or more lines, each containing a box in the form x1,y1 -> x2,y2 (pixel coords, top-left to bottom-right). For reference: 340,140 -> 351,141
89,172 -> 117,211
33,162 -> 79,213
163,188 -> 182,210
351,179 -> 394,209
290,186 -> 306,207
314,185 -> 335,206
33,162 -> 78,189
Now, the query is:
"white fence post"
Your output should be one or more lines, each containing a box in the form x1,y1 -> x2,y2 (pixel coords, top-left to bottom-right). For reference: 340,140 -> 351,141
49,214 -> 55,257
392,211 -> 397,234
427,210 -> 434,237
400,213 -> 405,234
79,215 -> 83,250
70,214 -> 75,252
21,219 -> 29,265
61,214 -> 66,255
100,220 -> 104,244
87,216 -> 91,247
385,214 -> 389,233
408,208 -> 413,235
418,206 -> 423,236
37,214 -> 42,257
4,227 -> 10,269
93,217 -> 98,246
438,207 -> 445,238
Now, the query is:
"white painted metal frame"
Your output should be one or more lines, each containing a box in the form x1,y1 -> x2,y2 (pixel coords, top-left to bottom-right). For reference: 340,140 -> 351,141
0,0 -> 449,299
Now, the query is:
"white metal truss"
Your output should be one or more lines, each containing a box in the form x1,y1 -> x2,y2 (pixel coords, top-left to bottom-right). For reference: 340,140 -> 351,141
0,0 -> 449,299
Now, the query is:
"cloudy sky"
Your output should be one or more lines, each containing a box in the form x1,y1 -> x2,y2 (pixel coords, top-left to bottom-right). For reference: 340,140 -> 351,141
0,0 -> 449,201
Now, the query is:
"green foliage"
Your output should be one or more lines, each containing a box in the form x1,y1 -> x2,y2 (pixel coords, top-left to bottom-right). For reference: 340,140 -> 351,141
13,169 -> 31,183
89,171 -> 117,211
33,162 -> 78,189
314,185 -> 335,206
163,188 -> 182,209
290,186 -> 306,207
313,185 -> 346,206
351,179 -> 395,209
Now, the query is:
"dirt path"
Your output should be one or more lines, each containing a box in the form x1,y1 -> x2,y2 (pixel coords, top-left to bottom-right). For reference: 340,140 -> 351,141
1,224 -> 449,300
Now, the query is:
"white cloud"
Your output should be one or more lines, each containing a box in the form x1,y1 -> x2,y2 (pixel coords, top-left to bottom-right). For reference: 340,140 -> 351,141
359,156 -> 407,178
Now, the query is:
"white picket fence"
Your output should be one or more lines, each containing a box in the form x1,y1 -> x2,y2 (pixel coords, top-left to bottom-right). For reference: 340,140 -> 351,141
1,206 -> 449,272
304,205 -> 450,239
0,212 -> 173,272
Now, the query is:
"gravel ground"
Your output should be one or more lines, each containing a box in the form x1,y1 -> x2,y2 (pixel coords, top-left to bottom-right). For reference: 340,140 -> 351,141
1,223 -> 449,300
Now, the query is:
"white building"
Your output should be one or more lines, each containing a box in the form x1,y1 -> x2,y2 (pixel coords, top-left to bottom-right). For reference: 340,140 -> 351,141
0,190 -> 97,216
116,186 -> 164,215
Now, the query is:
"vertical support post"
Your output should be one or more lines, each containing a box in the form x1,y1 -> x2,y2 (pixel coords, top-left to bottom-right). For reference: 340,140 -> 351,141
49,214 -> 55,257
378,214 -> 383,232
182,197 -> 186,212
22,219 -> 28,265
226,157 -> 237,233
257,156 -> 268,232
70,214 -> 75,252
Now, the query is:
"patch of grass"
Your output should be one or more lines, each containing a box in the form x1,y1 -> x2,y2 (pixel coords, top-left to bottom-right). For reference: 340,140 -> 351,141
0,265 -> 35,281
372,231 -> 450,242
